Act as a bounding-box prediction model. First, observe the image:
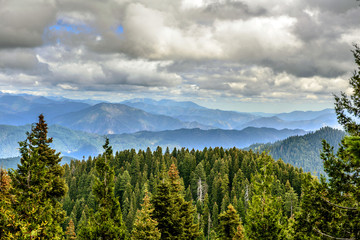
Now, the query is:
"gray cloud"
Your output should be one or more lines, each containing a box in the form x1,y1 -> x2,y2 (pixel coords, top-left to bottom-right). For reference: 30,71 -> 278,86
0,0 -> 359,111
0,0 -> 56,49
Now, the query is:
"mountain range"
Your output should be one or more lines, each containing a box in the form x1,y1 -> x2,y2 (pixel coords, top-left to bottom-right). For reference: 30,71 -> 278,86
0,92 -> 345,176
0,93 -> 339,134
247,127 -> 345,177
0,124 -> 306,169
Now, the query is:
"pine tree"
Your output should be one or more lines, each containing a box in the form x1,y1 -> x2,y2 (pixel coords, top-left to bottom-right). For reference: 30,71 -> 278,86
65,219 -> 76,240
0,168 -> 22,239
233,224 -> 246,240
218,204 -> 244,240
131,191 -> 161,240
202,194 -> 211,238
151,164 -> 201,239
82,138 -> 126,239
212,202 -> 219,230
245,166 -> 284,240
295,45 -> 360,239
334,44 -> 360,136
9,114 -> 67,239
283,181 -> 298,218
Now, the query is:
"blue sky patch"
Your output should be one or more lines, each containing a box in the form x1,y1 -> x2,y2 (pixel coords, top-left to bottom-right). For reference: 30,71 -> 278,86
115,25 -> 124,34
49,19 -> 92,34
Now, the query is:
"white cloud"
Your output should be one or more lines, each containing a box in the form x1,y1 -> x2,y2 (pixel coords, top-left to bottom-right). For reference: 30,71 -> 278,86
0,0 -> 359,112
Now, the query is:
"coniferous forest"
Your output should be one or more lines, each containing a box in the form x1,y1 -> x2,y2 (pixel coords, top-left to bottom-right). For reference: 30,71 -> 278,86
0,47 -> 360,239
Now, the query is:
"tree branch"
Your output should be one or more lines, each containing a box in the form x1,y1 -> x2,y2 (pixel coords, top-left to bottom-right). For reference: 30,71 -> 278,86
321,196 -> 358,211
313,227 -> 355,240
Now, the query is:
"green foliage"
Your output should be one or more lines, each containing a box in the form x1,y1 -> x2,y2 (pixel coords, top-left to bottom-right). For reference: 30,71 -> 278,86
65,219 -> 77,240
8,114 -> 67,239
0,168 -> 21,239
131,190 -> 161,240
248,127 -> 345,177
245,166 -> 284,240
79,138 -> 126,240
151,164 -> 201,239
64,146 -> 304,238
217,204 -> 243,240
295,45 -> 360,239
283,181 -> 299,218
334,45 -> 360,136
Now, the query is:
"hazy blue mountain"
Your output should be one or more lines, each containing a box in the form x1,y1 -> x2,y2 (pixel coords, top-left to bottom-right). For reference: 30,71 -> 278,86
0,157 -> 20,169
247,127 -> 345,176
0,124 -> 104,159
0,124 -> 31,158
25,101 -> 91,122
0,111 -> 27,125
240,113 -> 338,131
275,108 -> 335,121
0,124 -> 305,168
117,127 -> 306,150
52,103 -> 212,134
0,94 -> 339,133
0,156 -> 75,170
122,98 -> 258,129
122,98 -> 338,131
123,98 -> 205,109
0,94 -> 55,113
0,94 -> 91,125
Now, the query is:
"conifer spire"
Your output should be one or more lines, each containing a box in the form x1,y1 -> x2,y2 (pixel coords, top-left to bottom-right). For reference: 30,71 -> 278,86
9,114 -> 67,239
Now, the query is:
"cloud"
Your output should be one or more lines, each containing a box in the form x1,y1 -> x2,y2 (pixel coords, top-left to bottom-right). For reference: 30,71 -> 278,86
0,0 -> 56,49
34,45 -> 182,92
0,0 -> 359,111
0,49 -> 38,70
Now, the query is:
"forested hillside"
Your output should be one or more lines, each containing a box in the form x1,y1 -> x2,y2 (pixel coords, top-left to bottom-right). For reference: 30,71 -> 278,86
62,144 -> 303,239
0,92 -> 338,132
1,45 -> 359,240
0,124 -> 305,161
248,127 -> 345,176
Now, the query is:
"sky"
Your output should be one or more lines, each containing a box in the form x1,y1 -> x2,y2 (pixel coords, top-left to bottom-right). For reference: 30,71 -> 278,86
0,0 -> 359,113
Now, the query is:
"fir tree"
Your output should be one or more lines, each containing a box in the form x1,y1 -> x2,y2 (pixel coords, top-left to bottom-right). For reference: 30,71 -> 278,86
295,45 -> 360,239
334,44 -> 360,136
9,114 -> 67,239
0,168 -> 22,239
245,166 -> 284,240
81,138 -> 126,239
65,219 -> 76,240
131,191 -> 161,240
152,164 -> 201,239
283,181 -> 298,218
233,224 -> 246,240
218,204 -> 244,240
212,202 -> 219,230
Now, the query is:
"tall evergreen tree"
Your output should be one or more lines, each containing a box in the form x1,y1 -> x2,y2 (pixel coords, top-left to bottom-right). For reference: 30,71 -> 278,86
65,219 -> 77,240
295,45 -> 360,240
334,44 -> 360,136
245,166 -> 284,240
0,168 -> 22,239
9,114 -> 67,239
283,181 -> 298,218
218,204 -> 244,240
212,202 -> 219,230
152,164 -> 201,239
131,191 -> 161,240
80,138 -> 126,239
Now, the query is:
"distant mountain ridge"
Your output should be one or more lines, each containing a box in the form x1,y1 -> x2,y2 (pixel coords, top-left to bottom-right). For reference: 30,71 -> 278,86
0,124 -> 306,166
0,93 -> 338,134
275,108 -> 334,121
241,112 -> 338,130
122,98 -> 258,129
247,127 -> 345,177
52,102 -> 212,134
